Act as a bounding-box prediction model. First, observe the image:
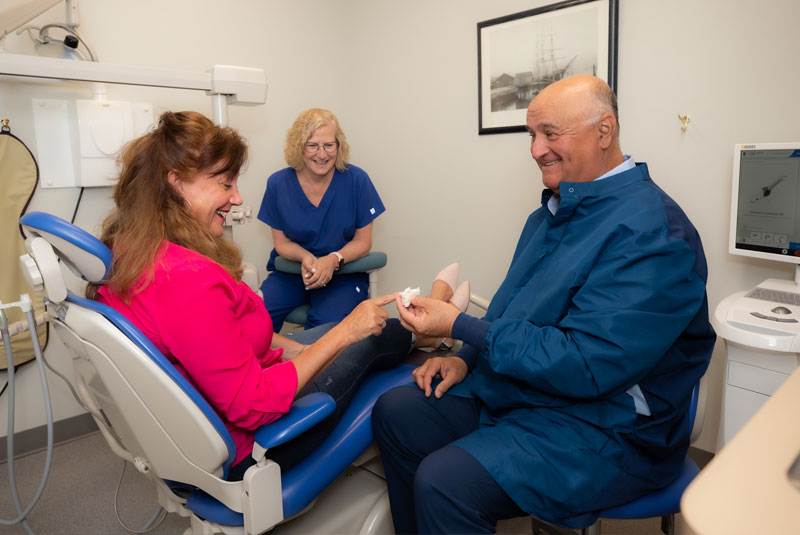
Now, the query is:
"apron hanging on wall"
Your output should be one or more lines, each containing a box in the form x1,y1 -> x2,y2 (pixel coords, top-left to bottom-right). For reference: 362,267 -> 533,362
0,118 -> 48,369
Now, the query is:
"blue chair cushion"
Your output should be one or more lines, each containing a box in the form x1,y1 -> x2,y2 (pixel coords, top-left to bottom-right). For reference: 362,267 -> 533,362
254,392 -> 335,450
186,490 -> 243,527
20,211 -> 112,282
599,456 -> 700,519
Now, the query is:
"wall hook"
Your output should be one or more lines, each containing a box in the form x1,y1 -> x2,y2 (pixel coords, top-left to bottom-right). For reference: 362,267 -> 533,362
678,114 -> 691,132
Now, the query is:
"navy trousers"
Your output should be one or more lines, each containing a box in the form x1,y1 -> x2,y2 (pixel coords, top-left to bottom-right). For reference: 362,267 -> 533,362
372,385 -> 526,534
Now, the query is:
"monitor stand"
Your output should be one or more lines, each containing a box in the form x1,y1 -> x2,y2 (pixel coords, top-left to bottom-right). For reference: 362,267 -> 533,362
754,265 -> 800,293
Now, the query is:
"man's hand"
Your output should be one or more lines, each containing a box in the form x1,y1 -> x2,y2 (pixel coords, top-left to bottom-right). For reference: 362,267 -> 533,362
412,356 -> 468,398
395,295 -> 461,338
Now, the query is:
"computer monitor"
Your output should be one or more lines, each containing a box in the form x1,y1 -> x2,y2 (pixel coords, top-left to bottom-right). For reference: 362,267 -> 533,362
730,143 -> 800,274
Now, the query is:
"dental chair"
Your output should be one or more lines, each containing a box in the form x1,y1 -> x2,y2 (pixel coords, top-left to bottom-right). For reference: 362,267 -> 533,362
18,211 -> 414,535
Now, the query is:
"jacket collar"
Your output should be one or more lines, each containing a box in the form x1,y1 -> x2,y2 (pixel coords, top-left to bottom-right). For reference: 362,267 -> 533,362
540,162 -> 650,220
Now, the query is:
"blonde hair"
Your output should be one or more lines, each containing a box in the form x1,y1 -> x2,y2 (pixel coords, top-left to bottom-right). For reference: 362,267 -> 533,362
284,108 -> 350,172
86,111 -> 247,300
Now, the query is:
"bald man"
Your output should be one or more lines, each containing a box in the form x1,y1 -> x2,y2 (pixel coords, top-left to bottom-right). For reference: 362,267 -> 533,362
373,75 -> 715,534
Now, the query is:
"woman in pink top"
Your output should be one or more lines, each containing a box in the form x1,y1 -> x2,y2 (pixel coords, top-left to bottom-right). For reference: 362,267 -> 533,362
87,111 -> 456,479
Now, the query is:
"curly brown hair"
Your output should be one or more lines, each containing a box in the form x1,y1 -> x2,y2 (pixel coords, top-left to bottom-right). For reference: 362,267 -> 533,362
87,111 -> 248,300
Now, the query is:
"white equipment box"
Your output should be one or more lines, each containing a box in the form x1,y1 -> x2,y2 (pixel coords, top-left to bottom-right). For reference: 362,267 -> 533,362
713,278 -> 800,446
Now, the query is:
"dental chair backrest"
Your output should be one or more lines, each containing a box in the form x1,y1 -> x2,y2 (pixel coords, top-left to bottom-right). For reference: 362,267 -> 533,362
19,212 -> 243,507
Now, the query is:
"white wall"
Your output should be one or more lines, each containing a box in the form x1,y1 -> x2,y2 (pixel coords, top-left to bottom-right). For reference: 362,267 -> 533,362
2,0 -> 799,455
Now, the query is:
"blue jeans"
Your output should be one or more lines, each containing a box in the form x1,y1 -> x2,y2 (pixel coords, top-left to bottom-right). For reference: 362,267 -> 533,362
228,319 -> 411,479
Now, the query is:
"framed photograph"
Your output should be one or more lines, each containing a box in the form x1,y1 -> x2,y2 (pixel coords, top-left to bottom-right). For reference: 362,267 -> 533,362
477,0 -> 619,135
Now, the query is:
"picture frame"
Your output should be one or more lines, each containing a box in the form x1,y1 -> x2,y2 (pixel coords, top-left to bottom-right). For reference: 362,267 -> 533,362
477,0 -> 619,135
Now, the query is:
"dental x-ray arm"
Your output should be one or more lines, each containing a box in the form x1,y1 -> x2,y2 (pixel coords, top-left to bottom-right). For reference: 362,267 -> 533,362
0,54 -> 267,126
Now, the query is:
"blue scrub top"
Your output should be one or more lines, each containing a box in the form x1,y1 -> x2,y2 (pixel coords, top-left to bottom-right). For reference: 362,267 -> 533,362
258,165 -> 385,271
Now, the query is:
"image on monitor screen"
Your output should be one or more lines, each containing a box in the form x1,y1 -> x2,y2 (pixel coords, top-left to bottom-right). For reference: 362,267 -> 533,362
730,143 -> 800,263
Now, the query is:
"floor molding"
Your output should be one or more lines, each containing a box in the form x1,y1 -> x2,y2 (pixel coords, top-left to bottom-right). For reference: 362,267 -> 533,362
0,412 -> 97,462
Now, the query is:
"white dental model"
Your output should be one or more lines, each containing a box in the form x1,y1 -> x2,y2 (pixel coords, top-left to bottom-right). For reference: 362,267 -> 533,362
400,286 -> 421,307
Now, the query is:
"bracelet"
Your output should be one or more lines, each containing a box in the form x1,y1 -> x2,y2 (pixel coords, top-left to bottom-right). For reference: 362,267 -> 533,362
330,251 -> 344,271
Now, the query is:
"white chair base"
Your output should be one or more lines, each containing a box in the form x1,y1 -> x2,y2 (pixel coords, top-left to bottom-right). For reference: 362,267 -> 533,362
173,461 -> 393,535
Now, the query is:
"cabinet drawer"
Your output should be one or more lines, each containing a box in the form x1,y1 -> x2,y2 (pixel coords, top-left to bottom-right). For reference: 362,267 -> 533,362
727,360 -> 789,396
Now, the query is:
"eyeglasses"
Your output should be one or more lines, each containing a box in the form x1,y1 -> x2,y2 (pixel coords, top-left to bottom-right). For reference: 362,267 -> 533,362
304,141 -> 339,153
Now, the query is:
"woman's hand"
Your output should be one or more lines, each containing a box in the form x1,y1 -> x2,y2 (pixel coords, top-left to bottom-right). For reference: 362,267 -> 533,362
336,293 -> 398,345
300,254 -> 316,282
395,295 -> 461,339
303,254 -> 338,290
281,344 -> 307,360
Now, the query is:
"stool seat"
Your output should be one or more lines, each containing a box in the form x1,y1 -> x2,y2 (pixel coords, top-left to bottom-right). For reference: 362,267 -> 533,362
285,304 -> 310,326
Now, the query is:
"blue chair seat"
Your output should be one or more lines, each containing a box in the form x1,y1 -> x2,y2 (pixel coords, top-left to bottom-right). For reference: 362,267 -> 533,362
600,457 -> 700,519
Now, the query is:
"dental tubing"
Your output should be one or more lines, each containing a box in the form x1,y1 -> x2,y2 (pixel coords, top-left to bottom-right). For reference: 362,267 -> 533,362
0,295 -> 54,535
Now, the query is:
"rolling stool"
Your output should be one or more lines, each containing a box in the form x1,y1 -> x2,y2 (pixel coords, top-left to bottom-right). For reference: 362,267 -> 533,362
274,251 -> 387,326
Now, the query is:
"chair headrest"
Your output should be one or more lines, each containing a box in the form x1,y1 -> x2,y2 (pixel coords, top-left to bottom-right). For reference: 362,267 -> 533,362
20,212 -> 112,283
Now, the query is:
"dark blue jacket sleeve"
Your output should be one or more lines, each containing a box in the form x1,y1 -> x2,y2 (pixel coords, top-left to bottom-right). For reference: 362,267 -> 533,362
452,313 -> 490,369
483,226 -> 706,399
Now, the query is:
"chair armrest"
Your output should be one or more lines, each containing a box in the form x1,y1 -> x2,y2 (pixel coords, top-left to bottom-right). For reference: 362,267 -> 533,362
274,251 -> 387,275
469,292 -> 490,311
253,392 -> 335,450
340,252 -> 387,274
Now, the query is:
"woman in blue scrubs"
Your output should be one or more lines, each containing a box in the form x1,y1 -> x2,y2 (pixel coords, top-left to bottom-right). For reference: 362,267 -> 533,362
258,109 -> 384,331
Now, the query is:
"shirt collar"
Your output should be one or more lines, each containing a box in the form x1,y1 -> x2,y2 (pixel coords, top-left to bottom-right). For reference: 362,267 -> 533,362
547,155 -> 634,215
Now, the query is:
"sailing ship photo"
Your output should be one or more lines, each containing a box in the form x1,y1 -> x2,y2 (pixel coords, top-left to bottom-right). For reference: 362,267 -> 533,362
478,0 -> 618,134
490,28 -> 581,112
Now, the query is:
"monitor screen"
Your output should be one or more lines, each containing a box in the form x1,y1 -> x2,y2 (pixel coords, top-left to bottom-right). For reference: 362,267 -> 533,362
730,143 -> 800,264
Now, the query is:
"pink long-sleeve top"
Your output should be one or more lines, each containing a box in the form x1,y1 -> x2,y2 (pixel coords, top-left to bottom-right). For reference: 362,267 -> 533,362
97,241 -> 298,465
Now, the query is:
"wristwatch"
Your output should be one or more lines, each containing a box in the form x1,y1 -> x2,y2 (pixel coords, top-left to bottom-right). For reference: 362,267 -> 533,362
331,251 -> 344,271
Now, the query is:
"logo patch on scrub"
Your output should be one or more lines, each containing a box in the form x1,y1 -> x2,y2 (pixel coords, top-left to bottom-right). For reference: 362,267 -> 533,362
370,208 -> 376,215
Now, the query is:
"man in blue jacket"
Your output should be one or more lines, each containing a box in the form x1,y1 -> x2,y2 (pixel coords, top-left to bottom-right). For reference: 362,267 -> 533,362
373,74 -> 716,533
